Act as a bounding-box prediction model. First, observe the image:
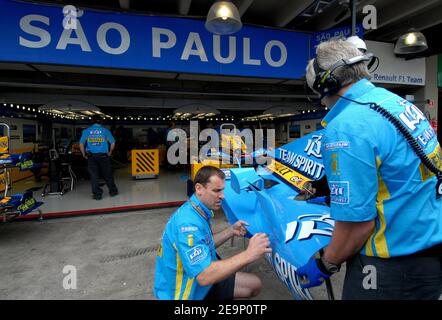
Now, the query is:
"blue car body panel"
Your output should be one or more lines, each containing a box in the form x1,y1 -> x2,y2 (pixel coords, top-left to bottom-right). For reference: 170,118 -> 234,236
221,130 -> 334,300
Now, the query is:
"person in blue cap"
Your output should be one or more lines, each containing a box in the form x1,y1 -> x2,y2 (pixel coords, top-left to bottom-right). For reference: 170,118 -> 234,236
154,166 -> 272,300
79,115 -> 118,200
297,38 -> 442,299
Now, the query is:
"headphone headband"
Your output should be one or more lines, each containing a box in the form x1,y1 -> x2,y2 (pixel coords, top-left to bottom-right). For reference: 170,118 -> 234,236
311,53 -> 374,98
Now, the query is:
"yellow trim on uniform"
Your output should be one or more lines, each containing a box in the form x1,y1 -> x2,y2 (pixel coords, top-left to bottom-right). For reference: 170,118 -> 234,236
364,231 -> 375,256
187,234 -> 194,247
420,144 -> 442,181
321,120 -> 328,128
174,249 -> 184,300
182,278 -> 195,300
157,243 -> 162,257
371,157 -> 390,258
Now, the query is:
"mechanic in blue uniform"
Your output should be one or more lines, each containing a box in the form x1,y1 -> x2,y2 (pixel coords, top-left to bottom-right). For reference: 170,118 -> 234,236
154,166 -> 272,300
79,115 -> 118,200
297,38 -> 442,299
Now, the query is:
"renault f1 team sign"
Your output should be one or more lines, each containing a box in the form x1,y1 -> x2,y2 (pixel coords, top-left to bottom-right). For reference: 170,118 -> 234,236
0,0 -> 310,79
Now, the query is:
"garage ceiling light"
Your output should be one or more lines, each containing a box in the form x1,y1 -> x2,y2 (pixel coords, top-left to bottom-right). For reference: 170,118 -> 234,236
205,1 -> 242,35
394,29 -> 428,54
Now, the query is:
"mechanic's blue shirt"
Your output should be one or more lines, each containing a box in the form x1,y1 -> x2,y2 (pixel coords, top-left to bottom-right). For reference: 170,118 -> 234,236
154,194 -> 217,300
79,124 -> 115,154
321,79 -> 442,258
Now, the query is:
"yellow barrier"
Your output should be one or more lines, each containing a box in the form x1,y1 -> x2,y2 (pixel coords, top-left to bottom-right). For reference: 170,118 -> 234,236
131,149 -> 159,179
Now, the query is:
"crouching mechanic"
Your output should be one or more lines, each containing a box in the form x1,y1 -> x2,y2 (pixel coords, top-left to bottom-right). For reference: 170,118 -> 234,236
154,166 -> 272,300
297,38 -> 442,299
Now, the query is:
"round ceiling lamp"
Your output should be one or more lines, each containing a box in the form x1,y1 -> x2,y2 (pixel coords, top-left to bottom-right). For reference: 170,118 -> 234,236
394,29 -> 428,55
205,1 -> 242,35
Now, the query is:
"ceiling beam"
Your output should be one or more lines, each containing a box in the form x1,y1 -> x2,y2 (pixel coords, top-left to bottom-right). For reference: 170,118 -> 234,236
304,0 -> 373,32
365,0 -> 440,34
235,0 -> 254,17
178,0 -> 192,15
118,0 -> 130,10
272,0 -> 313,28
374,4 -> 442,41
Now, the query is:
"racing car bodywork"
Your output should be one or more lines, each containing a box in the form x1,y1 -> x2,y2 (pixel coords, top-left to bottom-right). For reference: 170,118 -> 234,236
221,130 -> 334,299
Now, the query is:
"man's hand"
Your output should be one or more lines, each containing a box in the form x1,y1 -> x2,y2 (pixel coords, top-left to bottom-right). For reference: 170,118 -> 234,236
82,153 -> 88,159
245,233 -> 272,262
231,220 -> 249,238
296,258 -> 331,289
107,152 -> 112,157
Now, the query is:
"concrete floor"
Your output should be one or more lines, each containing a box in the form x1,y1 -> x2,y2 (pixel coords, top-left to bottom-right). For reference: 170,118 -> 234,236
0,207 -> 344,300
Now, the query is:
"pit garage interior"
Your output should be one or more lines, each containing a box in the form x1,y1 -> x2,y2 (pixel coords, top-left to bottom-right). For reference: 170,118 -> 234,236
0,0 -> 441,300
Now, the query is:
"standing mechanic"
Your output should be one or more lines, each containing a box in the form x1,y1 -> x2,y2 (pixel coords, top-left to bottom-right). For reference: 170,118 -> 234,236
154,166 -> 272,300
79,115 -> 119,200
297,38 -> 442,299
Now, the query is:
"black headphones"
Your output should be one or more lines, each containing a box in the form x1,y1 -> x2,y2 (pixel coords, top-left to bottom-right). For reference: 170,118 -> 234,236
312,53 -> 374,98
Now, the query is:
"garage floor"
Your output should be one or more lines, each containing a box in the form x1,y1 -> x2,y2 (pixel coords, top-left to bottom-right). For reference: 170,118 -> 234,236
0,207 -> 345,300
12,166 -> 189,216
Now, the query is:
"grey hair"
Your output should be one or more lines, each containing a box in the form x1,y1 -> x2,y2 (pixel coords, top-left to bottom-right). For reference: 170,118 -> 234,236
306,38 -> 370,93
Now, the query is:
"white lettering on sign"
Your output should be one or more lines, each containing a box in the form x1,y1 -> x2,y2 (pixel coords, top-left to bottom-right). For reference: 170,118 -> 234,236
97,22 -> 130,55
399,103 -> 426,131
18,16 -> 289,69
56,18 -> 91,51
19,15 -> 51,48
264,40 -> 287,67
181,32 -> 208,62
243,37 -> 261,65
152,27 -> 177,58
213,35 -> 236,64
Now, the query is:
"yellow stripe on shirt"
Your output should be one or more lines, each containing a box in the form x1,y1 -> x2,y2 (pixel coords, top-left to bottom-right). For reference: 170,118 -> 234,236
372,156 -> 390,258
174,247 -> 184,300
182,278 -> 195,300
419,144 -> 442,181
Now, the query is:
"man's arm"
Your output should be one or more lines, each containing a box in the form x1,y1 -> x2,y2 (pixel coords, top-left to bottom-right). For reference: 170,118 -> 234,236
213,220 -> 248,248
323,220 -> 375,265
108,143 -> 115,156
79,144 -> 87,158
196,233 -> 271,286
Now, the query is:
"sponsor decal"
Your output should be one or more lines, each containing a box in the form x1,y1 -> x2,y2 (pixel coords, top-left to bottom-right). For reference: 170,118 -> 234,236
187,234 -> 194,247
276,150 -> 325,180
180,226 -> 198,233
185,244 -> 207,265
17,197 -> 36,213
397,99 -> 426,132
267,159 -> 312,191
285,214 -> 334,243
331,154 -> 340,176
330,181 -> 350,204
271,252 -> 312,300
304,135 -> 322,159
324,141 -> 350,151
17,159 -> 34,170
87,137 -> 105,143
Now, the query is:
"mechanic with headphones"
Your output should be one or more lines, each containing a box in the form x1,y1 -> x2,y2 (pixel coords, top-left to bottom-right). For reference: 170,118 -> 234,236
296,38 -> 442,299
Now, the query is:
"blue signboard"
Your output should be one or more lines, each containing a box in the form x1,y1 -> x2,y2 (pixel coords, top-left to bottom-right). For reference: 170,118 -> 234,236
310,24 -> 364,58
0,0 -> 311,79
